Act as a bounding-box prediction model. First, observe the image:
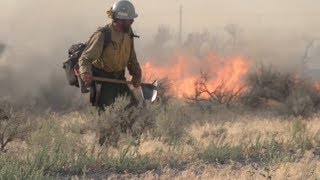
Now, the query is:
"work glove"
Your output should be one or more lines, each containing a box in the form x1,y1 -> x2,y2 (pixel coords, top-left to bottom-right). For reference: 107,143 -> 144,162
81,72 -> 93,85
131,76 -> 141,88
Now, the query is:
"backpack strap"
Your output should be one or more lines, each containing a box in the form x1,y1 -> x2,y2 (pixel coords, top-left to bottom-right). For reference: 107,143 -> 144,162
96,25 -> 140,48
97,26 -> 112,48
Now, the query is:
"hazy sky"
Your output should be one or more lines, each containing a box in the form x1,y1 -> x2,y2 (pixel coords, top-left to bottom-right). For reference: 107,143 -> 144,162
1,0 -> 320,99
2,0 -> 320,35
1,0 -> 320,67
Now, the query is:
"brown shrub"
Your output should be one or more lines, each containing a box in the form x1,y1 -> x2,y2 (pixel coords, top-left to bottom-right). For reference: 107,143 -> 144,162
186,71 -> 245,110
155,77 -> 173,104
0,98 -> 33,152
243,64 -> 320,117
93,96 -> 161,147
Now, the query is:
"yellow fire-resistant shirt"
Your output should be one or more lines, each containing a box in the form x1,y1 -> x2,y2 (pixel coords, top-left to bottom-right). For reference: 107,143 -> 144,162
78,24 -> 141,81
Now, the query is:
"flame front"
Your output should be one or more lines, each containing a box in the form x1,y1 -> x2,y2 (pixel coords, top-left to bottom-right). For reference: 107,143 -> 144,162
314,82 -> 320,91
143,52 -> 250,98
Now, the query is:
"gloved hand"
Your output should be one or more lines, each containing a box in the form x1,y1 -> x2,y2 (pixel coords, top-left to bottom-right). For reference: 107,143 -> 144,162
131,76 -> 141,88
81,72 -> 93,85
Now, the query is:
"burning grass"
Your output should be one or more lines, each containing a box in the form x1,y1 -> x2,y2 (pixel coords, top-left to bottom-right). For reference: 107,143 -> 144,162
1,53 -> 320,179
143,52 -> 249,99
143,51 -> 320,118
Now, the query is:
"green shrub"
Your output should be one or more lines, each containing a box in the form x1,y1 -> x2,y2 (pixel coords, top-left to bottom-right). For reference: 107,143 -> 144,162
0,154 -> 48,180
199,145 -> 244,163
93,96 -> 161,146
247,138 -> 293,167
153,103 -> 190,143
105,141 -> 158,173
285,87 -> 314,117
26,118 -> 96,177
314,147 -> 320,156
290,119 -> 313,152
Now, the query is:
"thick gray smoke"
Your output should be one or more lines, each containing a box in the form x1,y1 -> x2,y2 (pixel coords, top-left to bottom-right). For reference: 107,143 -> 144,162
1,0 -> 320,112
0,0 -> 109,112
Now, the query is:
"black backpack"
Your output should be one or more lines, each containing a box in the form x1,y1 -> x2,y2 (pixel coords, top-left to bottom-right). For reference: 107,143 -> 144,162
62,27 -> 111,87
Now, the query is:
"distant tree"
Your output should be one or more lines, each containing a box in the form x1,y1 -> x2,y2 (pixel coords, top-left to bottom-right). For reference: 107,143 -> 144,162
183,31 -> 210,56
153,25 -> 172,48
142,25 -> 173,59
0,43 -> 6,57
224,24 -> 242,48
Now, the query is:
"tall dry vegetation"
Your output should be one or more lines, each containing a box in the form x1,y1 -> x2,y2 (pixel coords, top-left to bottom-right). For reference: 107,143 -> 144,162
1,92 -> 319,179
243,64 -> 320,117
0,98 -> 33,152
0,68 -> 320,178
181,62 -> 320,117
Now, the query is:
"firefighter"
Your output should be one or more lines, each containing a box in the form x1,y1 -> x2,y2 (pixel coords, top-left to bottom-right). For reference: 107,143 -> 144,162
78,0 -> 142,110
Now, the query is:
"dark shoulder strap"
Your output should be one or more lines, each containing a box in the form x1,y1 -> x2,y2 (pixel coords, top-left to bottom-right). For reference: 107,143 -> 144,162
96,26 -> 139,47
97,26 -> 111,48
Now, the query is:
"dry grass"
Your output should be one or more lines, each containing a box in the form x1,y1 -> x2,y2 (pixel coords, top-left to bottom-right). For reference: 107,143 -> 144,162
0,98 -> 320,179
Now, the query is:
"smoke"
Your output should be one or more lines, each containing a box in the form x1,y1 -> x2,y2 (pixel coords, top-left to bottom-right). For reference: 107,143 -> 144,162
1,0 -> 320,112
0,0 -> 108,112
142,24 -> 320,69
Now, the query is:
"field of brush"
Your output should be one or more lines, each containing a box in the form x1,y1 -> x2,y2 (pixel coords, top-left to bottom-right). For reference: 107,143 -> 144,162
1,65 -> 320,179
1,89 -> 320,179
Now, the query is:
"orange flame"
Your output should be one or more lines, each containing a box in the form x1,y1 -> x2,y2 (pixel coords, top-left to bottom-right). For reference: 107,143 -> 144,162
143,51 -> 250,98
314,82 -> 320,91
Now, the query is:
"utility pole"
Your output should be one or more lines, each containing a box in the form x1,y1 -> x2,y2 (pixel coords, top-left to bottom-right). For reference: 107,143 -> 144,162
179,5 -> 183,45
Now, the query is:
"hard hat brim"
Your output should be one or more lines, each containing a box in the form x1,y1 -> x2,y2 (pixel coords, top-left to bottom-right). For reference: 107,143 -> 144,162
115,13 -> 138,20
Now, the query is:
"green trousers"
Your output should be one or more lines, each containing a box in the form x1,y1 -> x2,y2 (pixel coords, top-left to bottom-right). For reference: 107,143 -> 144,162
98,82 -> 132,108
91,66 -> 136,111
